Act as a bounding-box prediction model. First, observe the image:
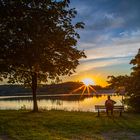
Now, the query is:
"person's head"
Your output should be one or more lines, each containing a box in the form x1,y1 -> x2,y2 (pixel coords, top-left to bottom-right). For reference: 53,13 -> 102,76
107,95 -> 110,100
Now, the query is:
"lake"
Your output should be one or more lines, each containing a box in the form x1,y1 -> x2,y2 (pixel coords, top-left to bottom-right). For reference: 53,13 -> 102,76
0,94 -> 124,112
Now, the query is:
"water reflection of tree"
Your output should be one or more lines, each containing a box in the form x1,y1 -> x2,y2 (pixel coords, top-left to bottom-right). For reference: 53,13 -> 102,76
50,100 -> 63,106
95,94 -> 102,98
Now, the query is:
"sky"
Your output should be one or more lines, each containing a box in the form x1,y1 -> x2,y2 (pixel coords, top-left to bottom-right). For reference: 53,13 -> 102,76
0,0 -> 140,86
62,0 -> 140,86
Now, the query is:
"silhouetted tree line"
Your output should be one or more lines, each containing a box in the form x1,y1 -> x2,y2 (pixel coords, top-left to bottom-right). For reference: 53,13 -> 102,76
0,81 -> 107,96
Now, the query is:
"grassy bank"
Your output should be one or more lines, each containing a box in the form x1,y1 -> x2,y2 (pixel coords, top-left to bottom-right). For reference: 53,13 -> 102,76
0,110 -> 140,140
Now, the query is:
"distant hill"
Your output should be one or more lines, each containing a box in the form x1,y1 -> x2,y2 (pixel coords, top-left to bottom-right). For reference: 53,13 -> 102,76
0,85 -> 31,96
0,82 -> 111,96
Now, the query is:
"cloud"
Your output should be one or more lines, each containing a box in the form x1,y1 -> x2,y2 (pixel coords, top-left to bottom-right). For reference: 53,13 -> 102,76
86,13 -> 124,31
72,0 -> 140,72
72,0 -> 140,38
75,29 -> 140,75
72,56 -> 132,81
84,41 -> 140,60
79,29 -> 140,59
63,0 -> 140,84
77,57 -> 129,73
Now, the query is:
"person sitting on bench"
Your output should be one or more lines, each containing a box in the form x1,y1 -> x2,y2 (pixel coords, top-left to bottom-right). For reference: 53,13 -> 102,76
105,96 -> 116,116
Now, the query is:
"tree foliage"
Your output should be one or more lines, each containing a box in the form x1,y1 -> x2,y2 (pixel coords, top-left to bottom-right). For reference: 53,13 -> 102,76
127,49 -> 140,112
107,49 -> 140,112
0,0 -> 86,111
107,75 -> 130,91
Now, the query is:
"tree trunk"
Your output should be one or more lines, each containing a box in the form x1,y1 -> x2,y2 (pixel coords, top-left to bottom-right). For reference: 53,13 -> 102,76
32,72 -> 38,112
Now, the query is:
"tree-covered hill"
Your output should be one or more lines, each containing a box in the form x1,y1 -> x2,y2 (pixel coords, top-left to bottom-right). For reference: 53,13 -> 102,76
0,82 -> 110,96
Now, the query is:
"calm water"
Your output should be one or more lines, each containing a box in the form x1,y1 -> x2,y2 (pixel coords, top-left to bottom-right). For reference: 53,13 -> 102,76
0,94 -> 124,112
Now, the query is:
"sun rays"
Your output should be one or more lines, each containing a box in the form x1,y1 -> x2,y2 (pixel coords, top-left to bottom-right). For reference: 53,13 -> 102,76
70,78 -> 97,96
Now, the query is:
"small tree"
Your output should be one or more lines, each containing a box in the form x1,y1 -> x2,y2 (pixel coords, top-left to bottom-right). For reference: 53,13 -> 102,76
0,0 -> 86,112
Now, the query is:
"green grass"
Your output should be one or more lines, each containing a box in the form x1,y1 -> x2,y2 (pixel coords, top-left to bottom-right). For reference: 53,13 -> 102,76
0,110 -> 140,140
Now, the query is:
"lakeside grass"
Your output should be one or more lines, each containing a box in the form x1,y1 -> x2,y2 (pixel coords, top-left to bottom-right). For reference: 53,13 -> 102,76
0,110 -> 140,140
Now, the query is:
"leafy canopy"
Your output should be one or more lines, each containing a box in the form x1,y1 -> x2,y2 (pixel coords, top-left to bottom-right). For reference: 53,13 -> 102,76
0,0 -> 86,86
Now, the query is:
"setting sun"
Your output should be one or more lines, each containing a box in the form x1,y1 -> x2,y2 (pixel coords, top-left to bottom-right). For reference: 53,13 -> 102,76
82,78 -> 94,86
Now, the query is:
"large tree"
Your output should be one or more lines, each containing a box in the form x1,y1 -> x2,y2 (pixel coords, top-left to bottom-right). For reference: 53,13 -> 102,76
0,0 -> 86,112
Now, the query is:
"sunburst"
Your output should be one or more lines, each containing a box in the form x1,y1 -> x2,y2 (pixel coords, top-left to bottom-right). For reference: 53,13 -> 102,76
70,78 -> 97,96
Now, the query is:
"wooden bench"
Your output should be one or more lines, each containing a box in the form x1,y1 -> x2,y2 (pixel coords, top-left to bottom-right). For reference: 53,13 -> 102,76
95,105 -> 124,117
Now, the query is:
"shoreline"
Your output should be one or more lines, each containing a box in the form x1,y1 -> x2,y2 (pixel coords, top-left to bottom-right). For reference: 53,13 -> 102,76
0,91 -> 120,97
